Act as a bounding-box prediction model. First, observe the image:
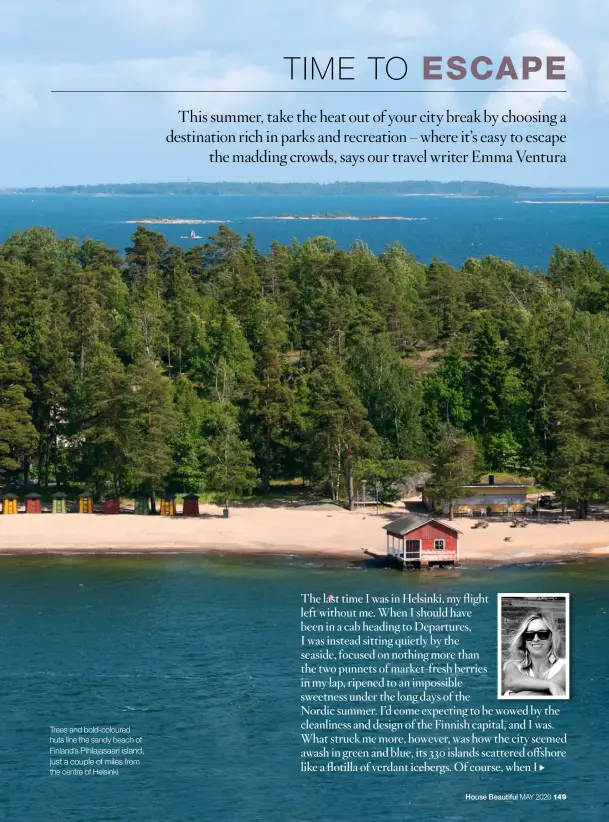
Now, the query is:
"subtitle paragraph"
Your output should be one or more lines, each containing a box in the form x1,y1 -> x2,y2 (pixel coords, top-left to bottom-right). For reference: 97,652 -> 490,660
166,107 -> 567,168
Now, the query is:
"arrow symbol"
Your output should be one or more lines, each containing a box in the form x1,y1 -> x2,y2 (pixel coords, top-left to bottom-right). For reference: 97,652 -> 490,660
539,765 -> 544,771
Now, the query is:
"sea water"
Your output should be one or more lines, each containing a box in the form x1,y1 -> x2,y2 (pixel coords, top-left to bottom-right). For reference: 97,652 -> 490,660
0,554 -> 606,821
2,193 -> 609,269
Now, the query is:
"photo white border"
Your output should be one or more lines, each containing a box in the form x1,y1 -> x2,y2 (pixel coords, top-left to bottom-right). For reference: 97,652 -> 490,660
497,593 -> 570,700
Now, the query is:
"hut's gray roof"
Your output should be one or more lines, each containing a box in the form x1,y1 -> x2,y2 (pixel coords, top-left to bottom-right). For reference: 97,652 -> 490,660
383,513 -> 461,536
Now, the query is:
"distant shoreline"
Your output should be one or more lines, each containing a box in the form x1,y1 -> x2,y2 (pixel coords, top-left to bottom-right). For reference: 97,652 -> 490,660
1,181 -> 570,198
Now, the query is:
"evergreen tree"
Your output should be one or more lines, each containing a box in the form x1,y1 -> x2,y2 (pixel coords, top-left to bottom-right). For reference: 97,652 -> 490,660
307,360 -> 379,509
543,341 -> 609,517
249,328 -> 293,492
421,348 -> 470,445
425,430 -> 477,520
350,334 -> 423,459
0,354 -> 38,481
167,377 -> 206,494
201,402 -> 258,511
126,358 -> 178,510
424,257 -> 467,342
67,347 -> 132,498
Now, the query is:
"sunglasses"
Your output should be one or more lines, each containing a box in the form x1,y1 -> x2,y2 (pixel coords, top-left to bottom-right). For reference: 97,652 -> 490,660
524,630 -> 551,641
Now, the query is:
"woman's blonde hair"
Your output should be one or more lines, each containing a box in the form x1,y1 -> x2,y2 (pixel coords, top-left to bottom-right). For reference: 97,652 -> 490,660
508,610 -> 564,670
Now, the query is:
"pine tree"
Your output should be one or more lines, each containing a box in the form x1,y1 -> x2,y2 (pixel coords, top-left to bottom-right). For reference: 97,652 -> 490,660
424,257 -> 467,342
201,402 -> 258,511
543,341 -> 609,516
164,255 -> 207,377
425,430 -> 477,519
350,334 -> 423,459
167,377 -> 206,494
0,353 -> 38,481
307,359 -> 379,509
67,347 -> 133,498
248,327 -> 293,492
126,358 -> 178,510
421,348 -> 470,446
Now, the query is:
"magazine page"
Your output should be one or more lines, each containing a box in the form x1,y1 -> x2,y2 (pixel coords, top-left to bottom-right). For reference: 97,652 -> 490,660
0,2 -> 605,820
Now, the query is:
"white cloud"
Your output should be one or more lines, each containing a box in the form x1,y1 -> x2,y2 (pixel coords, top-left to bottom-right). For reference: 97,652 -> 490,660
484,31 -> 583,115
0,73 -> 39,124
105,0 -> 205,32
376,8 -> 436,39
336,0 -> 435,39
3,53 -> 285,129
574,0 -> 609,28
598,53 -> 609,106
168,65 -> 285,114
423,84 -> 465,117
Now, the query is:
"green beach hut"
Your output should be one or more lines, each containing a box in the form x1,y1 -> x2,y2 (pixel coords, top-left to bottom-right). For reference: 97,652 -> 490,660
134,495 -> 150,515
52,492 -> 67,514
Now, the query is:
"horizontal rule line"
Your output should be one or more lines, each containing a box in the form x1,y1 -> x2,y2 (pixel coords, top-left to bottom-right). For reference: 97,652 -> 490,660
50,89 -> 566,94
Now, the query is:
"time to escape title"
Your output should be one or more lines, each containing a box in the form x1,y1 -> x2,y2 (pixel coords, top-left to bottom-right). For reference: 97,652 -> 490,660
165,54 -> 568,168
282,55 -> 566,82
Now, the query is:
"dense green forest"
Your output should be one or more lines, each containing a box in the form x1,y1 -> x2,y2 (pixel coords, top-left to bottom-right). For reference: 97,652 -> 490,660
4,181 -> 561,197
1,225 -> 608,514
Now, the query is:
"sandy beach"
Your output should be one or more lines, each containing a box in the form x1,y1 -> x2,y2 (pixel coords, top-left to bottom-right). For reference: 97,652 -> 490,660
1,505 -> 608,565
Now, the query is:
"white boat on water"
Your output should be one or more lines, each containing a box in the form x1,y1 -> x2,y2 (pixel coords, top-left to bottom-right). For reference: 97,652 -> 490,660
180,229 -> 203,239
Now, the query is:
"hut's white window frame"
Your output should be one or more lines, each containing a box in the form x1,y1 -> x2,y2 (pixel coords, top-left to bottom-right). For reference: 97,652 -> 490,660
434,539 -> 445,550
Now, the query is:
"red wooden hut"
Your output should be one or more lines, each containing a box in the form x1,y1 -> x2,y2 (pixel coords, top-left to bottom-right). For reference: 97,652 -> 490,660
383,514 -> 461,567
25,493 -> 42,514
104,494 -> 120,514
182,494 -> 200,517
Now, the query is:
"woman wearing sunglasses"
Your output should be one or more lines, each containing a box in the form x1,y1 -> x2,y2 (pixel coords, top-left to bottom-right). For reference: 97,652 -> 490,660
502,611 -> 567,697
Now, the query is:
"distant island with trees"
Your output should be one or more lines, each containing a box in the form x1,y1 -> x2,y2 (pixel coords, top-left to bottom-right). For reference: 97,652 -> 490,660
2,180 -> 570,197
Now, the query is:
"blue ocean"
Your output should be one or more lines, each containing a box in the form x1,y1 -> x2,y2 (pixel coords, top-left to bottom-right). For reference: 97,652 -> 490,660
1,555 -> 607,822
1,193 -> 609,269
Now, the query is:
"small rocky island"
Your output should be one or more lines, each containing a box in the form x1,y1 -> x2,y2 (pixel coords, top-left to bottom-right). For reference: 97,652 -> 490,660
124,218 -> 227,225
254,213 -> 422,221
124,214 -> 422,225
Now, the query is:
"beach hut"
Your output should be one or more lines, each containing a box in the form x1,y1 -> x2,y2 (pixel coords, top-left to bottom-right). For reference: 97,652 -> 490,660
104,493 -> 120,515
383,514 -> 461,567
134,495 -> 150,515
1,493 -> 18,515
52,492 -> 67,514
78,492 -> 93,514
182,494 -> 200,517
160,494 -> 176,516
25,492 -> 42,514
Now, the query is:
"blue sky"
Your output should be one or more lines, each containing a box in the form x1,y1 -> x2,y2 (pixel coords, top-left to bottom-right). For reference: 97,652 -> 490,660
0,0 -> 605,186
